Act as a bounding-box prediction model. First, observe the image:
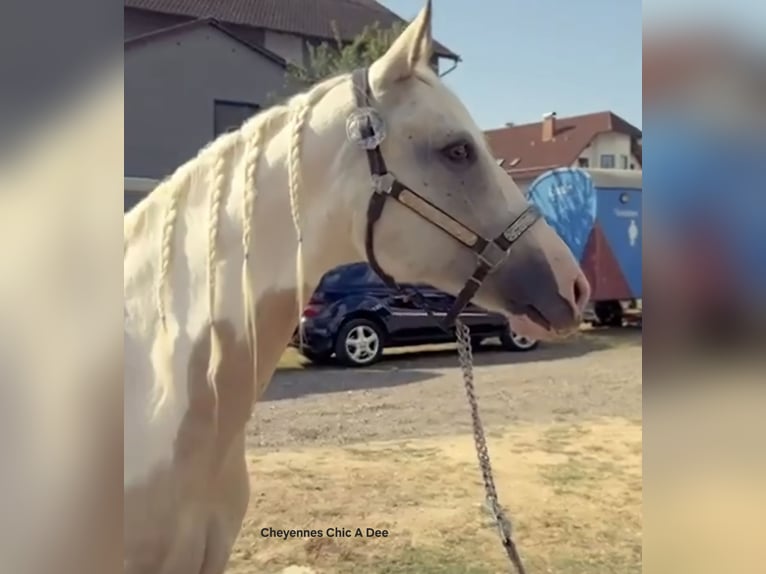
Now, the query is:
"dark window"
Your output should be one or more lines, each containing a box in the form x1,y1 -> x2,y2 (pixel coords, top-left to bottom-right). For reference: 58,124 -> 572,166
344,263 -> 378,286
600,154 -> 616,169
214,100 -> 260,136
577,157 -> 589,167
620,154 -> 629,169
124,191 -> 145,212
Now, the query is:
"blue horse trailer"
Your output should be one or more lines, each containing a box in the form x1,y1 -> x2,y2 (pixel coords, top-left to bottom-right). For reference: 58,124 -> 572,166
527,167 -> 642,325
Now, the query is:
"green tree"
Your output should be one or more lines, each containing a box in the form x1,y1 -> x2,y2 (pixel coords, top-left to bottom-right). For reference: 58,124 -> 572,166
286,21 -> 405,85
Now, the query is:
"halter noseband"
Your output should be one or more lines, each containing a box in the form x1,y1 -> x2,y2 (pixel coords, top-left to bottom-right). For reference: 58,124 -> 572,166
350,67 -> 542,329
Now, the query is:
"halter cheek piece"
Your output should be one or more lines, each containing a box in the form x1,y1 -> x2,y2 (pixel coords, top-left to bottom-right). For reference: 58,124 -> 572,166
349,67 -> 542,329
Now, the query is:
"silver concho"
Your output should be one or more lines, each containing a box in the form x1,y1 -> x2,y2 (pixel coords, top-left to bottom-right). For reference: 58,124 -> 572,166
346,107 -> 386,150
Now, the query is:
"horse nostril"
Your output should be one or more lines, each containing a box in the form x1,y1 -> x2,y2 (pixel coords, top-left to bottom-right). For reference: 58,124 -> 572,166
572,273 -> 590,312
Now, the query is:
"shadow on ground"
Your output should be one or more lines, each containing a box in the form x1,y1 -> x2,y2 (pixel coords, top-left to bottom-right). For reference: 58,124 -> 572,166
262,326 -> 641,402
382,325 -> 641,370
261,365 -> 441,401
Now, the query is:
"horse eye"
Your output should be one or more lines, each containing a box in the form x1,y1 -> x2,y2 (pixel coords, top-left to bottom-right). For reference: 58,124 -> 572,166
441,140 -> 474,164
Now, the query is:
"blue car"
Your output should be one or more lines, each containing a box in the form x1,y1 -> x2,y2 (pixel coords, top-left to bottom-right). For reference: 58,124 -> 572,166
290,262 -> 539,367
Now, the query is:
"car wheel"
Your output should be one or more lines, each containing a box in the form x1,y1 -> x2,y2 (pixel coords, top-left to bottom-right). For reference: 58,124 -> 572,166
300,349 -> 334,365
594,300 -> 624,327
500,328 -> 539,352
334,318 -> 384,367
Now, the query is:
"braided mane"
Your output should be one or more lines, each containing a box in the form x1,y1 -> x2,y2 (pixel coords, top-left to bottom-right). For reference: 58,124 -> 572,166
123,73 -> 348,414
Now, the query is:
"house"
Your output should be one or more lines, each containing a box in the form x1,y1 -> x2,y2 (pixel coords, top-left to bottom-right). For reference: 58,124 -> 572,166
125,0 -> 458,69
485,111 -> 642,194
125,18 -> 293,196
124,0 -> 460,210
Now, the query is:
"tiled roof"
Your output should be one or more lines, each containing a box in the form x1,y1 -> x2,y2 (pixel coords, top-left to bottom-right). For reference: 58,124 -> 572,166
124,0 -> 459,59
124,17 -> 287,66
485,111 -> 642,180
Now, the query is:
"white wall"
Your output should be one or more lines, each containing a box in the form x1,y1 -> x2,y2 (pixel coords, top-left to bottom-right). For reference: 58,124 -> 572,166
578,132 -> 640,169
263,31 -> 305,66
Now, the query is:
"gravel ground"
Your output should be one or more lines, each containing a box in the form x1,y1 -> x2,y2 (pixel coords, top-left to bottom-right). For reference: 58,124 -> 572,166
248,326 -> 642,449
235,327 -> 642,574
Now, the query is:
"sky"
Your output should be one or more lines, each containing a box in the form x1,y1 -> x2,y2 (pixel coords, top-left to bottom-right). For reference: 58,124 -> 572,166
379,0 -> 642,130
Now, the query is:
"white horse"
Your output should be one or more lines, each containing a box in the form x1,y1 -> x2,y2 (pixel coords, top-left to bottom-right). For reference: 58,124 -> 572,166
124,3 -> 590,573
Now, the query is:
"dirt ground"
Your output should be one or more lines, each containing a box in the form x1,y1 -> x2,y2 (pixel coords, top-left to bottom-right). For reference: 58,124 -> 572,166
232,327 -> 642,573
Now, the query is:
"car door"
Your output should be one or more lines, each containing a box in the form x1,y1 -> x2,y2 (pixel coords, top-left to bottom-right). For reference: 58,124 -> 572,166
458,300 -> 506,334
388,287 -> 460,342
423,290 -> 503,335
383,290 -> 438,341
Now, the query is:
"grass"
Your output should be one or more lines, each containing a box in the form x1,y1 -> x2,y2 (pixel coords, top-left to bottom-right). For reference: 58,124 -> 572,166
277,347 -> 310,370
229,418 -> 642,574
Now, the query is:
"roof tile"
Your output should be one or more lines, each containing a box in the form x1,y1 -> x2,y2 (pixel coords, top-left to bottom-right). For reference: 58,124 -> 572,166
125,0 -> 458,59
485,111 -> 641,179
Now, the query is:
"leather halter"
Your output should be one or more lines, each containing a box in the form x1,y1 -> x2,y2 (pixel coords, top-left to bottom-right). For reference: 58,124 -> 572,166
350,67 -> 542,329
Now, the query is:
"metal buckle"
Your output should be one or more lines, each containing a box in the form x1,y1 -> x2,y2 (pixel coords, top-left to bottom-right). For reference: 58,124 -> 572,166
478,241 -> 508,268
502,205 -> 541,244
372,172 -> 395,195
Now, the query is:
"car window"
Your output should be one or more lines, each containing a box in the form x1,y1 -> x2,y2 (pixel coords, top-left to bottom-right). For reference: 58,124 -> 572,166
351,264 -> 383,286
318,262 -> 385,290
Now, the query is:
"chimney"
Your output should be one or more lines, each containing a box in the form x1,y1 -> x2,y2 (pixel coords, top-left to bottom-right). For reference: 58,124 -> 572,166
542,112 -> 556,142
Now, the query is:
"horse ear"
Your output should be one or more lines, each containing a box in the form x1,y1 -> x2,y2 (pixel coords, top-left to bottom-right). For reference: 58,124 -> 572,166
370,0 -> 433,91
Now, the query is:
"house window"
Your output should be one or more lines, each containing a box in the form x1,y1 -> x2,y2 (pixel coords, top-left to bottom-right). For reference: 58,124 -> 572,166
600,154 -> 616,169
214,100 -> 261,137
124,192 -> 145,213
577,157 -> 589,168
620,155 -> 629,169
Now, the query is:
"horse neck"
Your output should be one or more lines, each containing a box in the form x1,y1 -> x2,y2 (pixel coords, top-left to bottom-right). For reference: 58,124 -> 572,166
124,100 -> 363,371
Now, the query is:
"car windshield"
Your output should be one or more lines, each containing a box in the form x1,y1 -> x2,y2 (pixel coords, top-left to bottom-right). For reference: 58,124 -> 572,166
318,262 -> 384,290
318,262 -> 446,294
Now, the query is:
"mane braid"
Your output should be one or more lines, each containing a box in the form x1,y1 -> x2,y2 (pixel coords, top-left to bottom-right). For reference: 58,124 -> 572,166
285,75 -> 347,347
205,137 -> 233,428
287,97 -> 308,349
144,72 -> 348,414
156,167 -> 190,329
241,119 -> 266,395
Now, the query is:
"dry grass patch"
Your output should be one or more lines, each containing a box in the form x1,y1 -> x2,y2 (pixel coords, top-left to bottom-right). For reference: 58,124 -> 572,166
229,418 -> 641,573
277,348 -> 309,370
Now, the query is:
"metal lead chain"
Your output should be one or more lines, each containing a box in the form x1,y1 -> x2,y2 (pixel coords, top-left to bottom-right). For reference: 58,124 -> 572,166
454,319 -> 528,574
